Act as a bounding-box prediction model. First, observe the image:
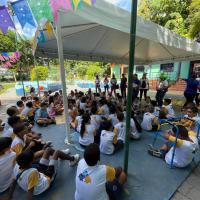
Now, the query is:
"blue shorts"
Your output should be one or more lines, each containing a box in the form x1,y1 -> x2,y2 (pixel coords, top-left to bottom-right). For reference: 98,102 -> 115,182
106,179 -> 122,200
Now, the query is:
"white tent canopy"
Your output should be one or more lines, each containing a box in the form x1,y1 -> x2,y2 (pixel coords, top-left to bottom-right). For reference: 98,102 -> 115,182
36,0 -> 200,64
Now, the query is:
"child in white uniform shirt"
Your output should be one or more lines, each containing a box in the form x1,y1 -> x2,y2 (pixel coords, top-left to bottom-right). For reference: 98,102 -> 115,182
100,120 -> 117,155
108,105 -> 119,127
141,106 -> 160,131
9,149 -> 79,199
75,144 -> 126,200
79,113 -> 97,148
148,125 -> 196,168
0,137 -> 16,193
114,113 -> 126,151
163,98 -> 175,119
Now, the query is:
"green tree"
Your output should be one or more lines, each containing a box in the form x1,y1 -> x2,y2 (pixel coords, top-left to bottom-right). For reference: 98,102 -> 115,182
188,0 -> 200,39
30,66 -> 49,81
138,0 -> 192,37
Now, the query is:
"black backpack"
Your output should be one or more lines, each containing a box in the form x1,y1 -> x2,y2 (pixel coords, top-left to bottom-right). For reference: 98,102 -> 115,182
141,80 -> 146,88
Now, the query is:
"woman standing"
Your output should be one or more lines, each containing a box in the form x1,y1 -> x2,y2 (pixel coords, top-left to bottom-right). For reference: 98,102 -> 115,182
95,75 -> 101,93
120,74 -> 127,98
132,74 -> 140,101
140,73 -> 149,101
110,74 -> 117,96
183,74 -> 200,106
103,74 -> 109,94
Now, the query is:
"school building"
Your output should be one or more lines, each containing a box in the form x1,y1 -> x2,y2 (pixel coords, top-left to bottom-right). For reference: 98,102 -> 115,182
110,60 -> 200,91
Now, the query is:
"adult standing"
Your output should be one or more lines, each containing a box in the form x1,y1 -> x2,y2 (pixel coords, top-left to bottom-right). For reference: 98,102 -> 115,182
139,73 -> 149,101
103,74 -> 109,94
195,74 -> 200,106
110,74 -> 117,96
120,74 -> 127,98
95,75 -> 101,94
183,74 -> 200,106
132,74 -> 140,101
155,75 -> 169,107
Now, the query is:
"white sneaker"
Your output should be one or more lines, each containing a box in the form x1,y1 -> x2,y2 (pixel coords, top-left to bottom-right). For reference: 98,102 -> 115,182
69,154 -> 80,167
62,149 -> 70,155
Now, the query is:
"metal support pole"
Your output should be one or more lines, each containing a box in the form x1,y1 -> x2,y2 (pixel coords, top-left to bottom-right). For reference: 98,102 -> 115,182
124,0 -> 138,174
56,10 -> 71,144
34,57 -> 41,98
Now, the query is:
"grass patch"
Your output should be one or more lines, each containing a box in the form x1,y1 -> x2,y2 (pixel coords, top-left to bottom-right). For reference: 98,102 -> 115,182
0,83 -> 15,95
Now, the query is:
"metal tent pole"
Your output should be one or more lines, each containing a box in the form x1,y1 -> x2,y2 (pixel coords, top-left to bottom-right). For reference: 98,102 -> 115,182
56,10 -> 71,144
124,0 -> 138,174
34,57 -> 41,97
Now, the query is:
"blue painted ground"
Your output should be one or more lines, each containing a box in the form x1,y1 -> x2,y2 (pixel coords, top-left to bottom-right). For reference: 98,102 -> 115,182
1,124 -> 200,200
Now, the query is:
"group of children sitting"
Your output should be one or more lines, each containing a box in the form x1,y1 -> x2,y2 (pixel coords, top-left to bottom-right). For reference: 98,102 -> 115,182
0,88 -> 200,199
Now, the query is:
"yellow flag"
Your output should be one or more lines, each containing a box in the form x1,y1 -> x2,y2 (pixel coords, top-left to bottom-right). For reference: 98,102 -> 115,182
83,0 -> 92,5
45,22 -> 54,38
73,0 -> 81,10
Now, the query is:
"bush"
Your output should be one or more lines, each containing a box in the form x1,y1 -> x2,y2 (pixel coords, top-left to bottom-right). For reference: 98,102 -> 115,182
30,66 -> 49,81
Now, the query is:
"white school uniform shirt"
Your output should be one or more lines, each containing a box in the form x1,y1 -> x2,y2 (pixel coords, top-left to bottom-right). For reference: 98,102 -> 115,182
76,116 -> 83,132
109,114 -> 119,127
141,112 -> 155,131
165,136 -> 195,168
13,164 -> 50,195
2,122 -> 13,138
91,115 -> 101,129
153,107 -> 160,117
21,106 -> 31,119
0,151 -> 16,192
189,131 -> 199,151
163,104 -> 175,118
79,124 -> 96,146
100,130 -> 115,155
75,159 -> 115,200
130,119 -> 141,139
114,122 -> 126,142
80,102 -> 87,111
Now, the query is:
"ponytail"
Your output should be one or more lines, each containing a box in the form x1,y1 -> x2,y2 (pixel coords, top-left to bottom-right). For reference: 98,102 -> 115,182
132,116 -> 142,133
80,113 -> 90,138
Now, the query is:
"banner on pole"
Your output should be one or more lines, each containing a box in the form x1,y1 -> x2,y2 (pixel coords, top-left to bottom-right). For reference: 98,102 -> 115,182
11,0 -> 37,29
0,6 -> 15,34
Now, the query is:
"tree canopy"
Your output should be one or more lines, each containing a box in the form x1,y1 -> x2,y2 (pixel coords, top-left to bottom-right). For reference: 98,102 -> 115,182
30,66 -> 49,81
138,0 -> 200,39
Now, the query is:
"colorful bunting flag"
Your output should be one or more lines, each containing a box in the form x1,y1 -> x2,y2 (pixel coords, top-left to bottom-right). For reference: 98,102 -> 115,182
0,55 -> 5,61
0,6 -> 15,34
11,0 -> 37,28
83,0 -> 92,5
37,31 -> 45,43
32,28 -> 40,55
45,21 -> 54,38
50,0 -> 73,23
73,0 -> 81,11
27,0 -> 53,22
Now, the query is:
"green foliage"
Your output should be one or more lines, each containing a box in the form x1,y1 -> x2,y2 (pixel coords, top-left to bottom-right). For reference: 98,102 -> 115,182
30,66 -> 49,81
138,0 -> 196,38
64,60 -> 108,80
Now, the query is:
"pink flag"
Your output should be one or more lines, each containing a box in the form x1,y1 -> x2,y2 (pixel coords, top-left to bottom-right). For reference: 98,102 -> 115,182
0,55 -> 5,61
5,61 -> 12,67
50,0 -> 73,23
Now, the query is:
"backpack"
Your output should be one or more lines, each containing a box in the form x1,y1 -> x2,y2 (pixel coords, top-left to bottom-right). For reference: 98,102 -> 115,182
141,80 -> 146,88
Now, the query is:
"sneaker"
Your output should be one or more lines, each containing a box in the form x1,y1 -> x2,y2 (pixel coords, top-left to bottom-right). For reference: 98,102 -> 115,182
69,154 -> 80,167
148,149 -> 162,158
62,148 -> 70,155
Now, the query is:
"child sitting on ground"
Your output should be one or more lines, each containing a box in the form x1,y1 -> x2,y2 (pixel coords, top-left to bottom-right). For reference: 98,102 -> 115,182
113,113 -> 126,151
148,125 -> 196,168
16,100 -> 24,114
9,149 -> 79,199
75,144 -> 126,200
163,98 -> 175,119
130,112 -> 142,140
108,105 -> 119,127
79,113 -> 97,148
141,106 -> 160,131
90,107 -> 101,130
35,102 -> 56,126
0,137 -> 16,193
100,120 -> 117,155
21,101 -> 35,124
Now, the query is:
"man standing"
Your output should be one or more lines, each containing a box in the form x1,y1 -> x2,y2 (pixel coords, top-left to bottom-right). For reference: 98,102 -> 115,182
155,75 -> 169,107
120,74 -> 127,98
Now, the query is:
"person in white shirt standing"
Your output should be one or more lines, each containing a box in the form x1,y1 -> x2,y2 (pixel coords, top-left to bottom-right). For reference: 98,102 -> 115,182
95,75 -> 101,94
75,143 -> 126,200
0,137 -> 16,193
155,75 -> 169,107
